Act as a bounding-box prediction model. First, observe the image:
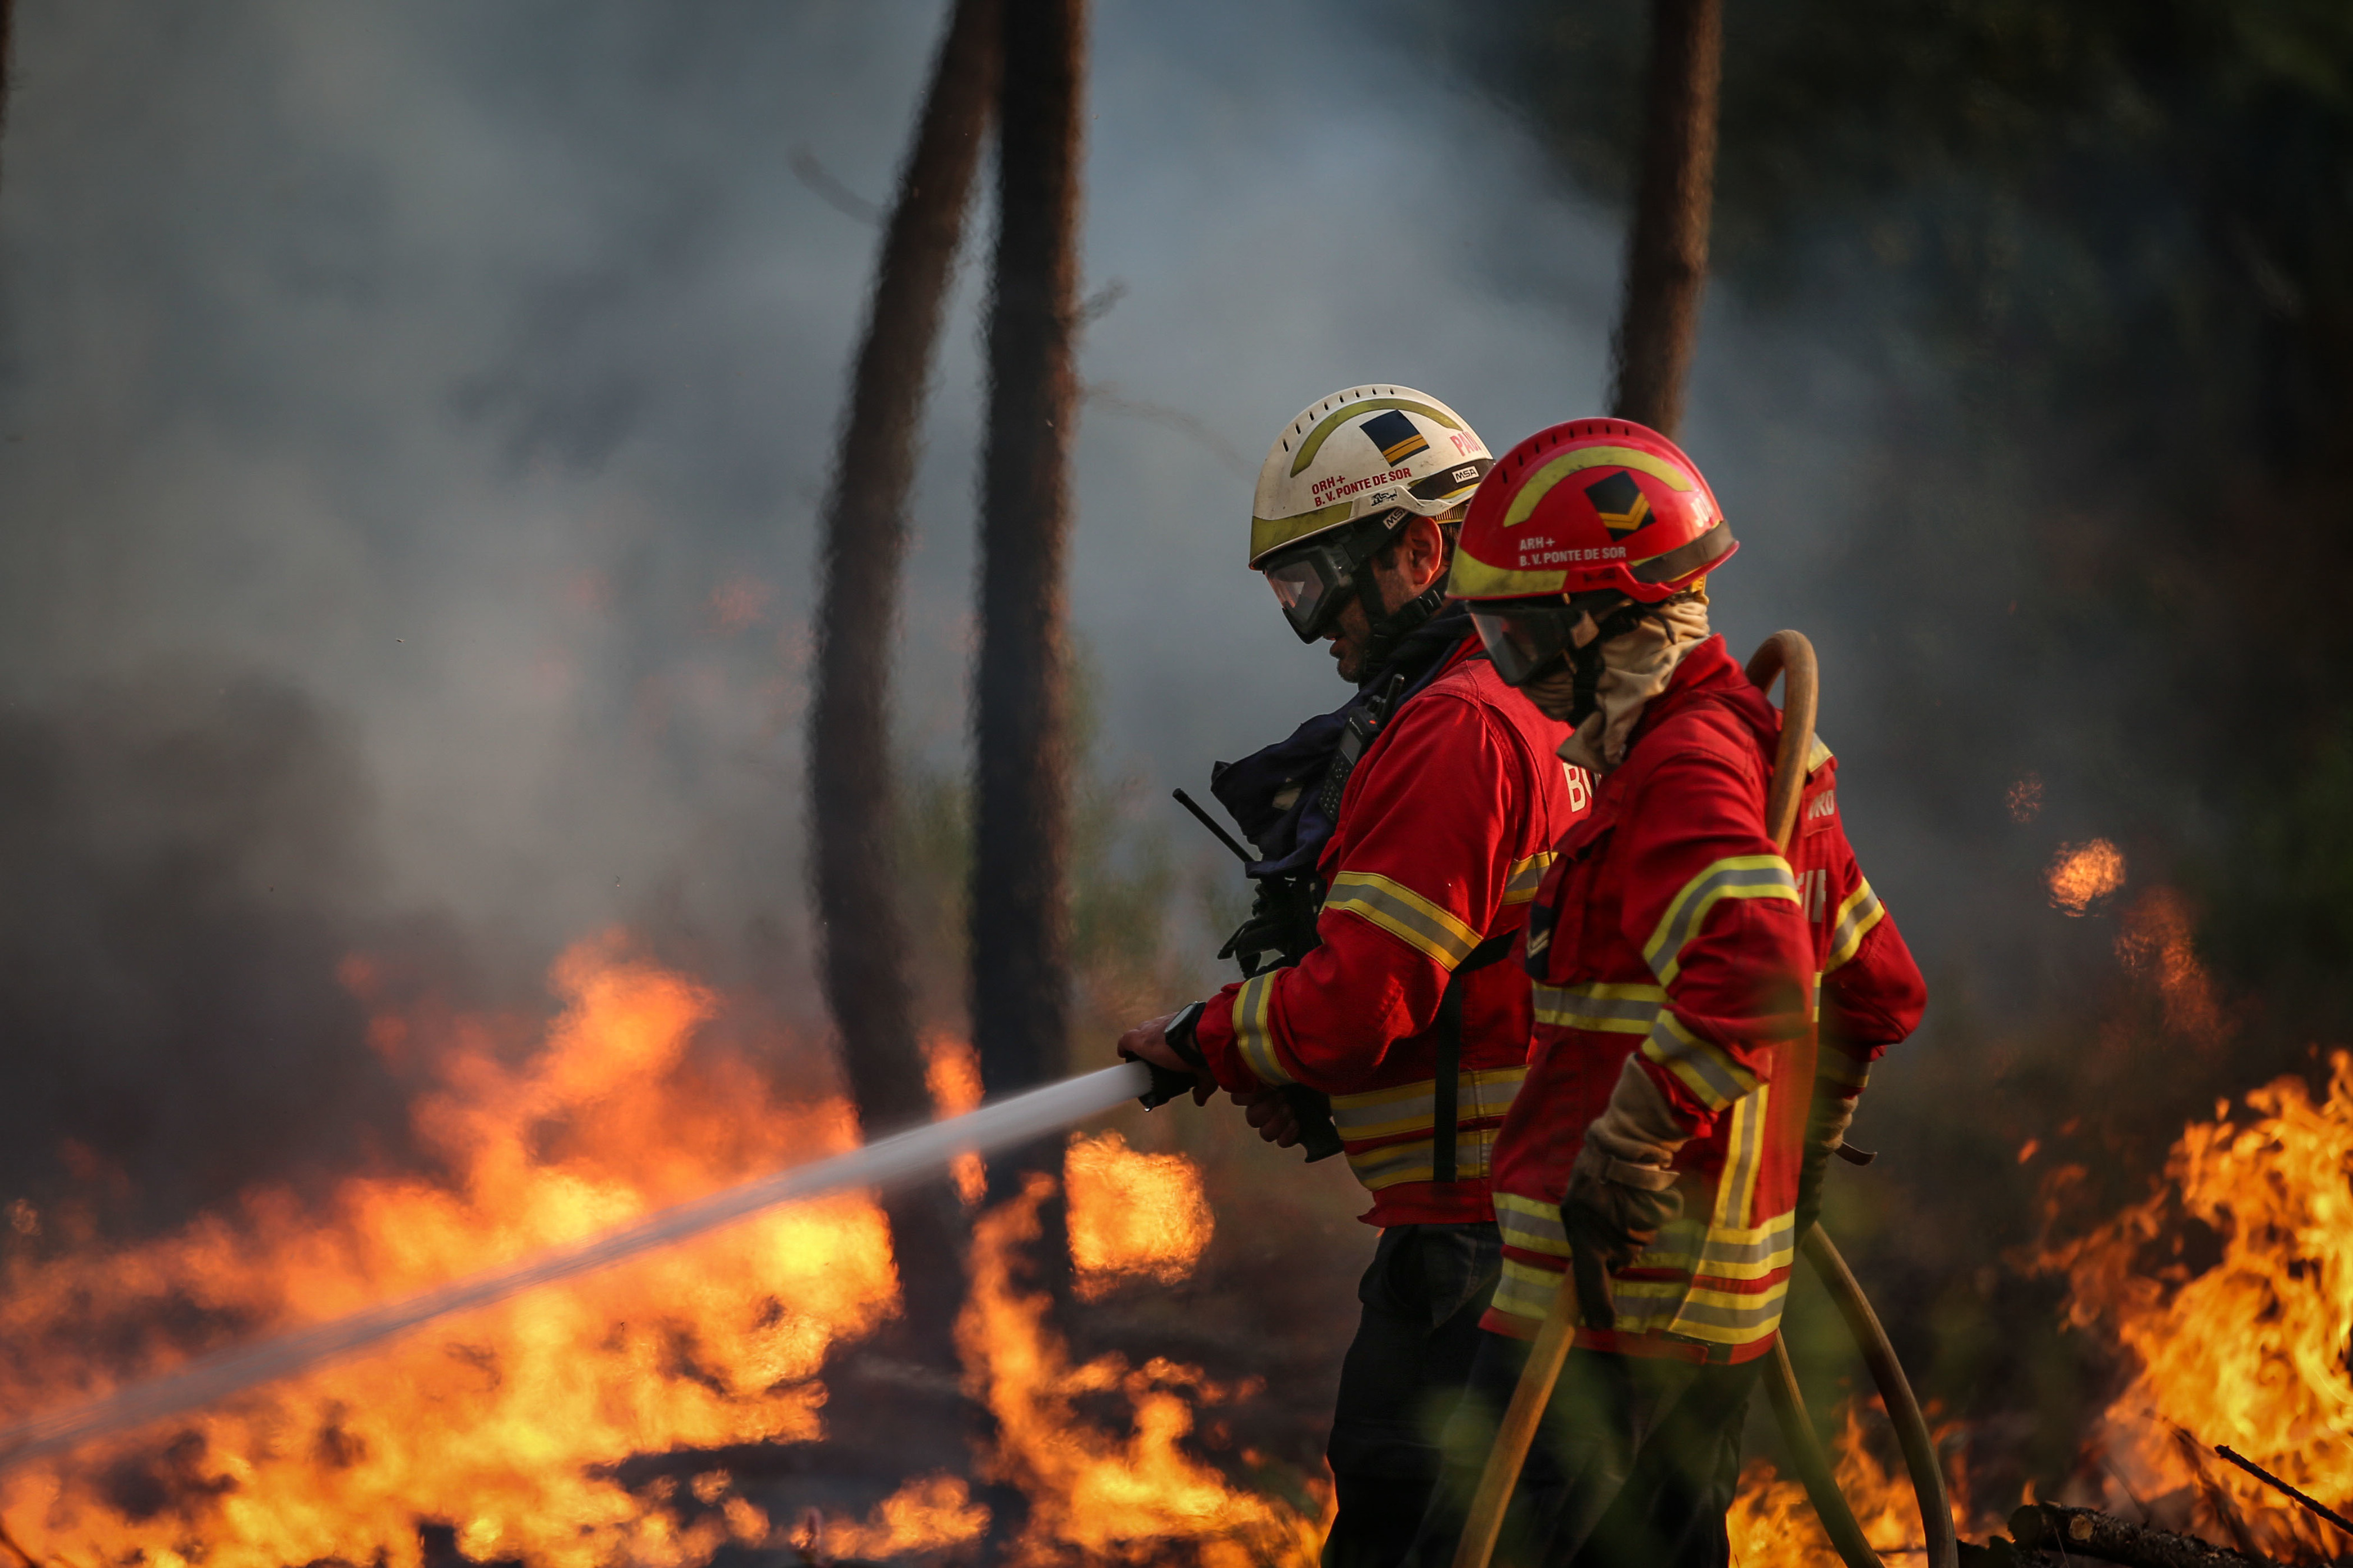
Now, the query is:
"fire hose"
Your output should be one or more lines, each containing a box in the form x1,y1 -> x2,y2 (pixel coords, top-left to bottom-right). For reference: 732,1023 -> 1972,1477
1450,632 -> 1956,1568
0,1063 -> 1159,1475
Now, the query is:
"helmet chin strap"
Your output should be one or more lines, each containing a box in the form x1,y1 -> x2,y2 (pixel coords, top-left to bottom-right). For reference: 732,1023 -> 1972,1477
1357,578 -> 1450,679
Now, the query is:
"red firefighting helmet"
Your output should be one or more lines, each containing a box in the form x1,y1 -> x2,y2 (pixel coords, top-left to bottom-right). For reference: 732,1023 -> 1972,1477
1447,418 -> 1735,684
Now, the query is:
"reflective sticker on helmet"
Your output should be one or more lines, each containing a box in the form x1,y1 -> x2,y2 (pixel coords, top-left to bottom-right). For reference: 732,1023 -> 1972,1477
1359,409 -> 1431,466
1502,445 -> 1697,529
1583,470 -> 1654,539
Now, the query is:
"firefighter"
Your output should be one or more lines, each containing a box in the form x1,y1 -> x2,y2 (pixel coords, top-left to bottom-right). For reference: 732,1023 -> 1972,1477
1118,386 -> 1591,1568
1411,418 -> 1929,1567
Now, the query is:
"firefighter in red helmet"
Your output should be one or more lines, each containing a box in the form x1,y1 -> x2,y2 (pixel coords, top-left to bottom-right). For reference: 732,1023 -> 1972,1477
1410,419 -> 1928,1567
1119,386 -> 1591,1567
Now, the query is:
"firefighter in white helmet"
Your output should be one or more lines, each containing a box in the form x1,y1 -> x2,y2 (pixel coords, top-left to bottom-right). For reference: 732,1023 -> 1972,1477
1121,386 -> 1592,1568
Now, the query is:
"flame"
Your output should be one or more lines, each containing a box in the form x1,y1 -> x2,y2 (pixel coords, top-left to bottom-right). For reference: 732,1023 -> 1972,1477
2035,1050 -> 2353,1559
957,1175 -> 1320,1566
0,935 -> 895,1568
923,1032 -> 988,1207
0,939 -> 1309,1568
2048,838 -> 2127,914
1728,1403 -> 1964,1567
1065,1131 -> 1214,1300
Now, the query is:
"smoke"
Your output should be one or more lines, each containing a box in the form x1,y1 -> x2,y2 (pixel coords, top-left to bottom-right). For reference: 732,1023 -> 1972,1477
0,670 -> 416,1226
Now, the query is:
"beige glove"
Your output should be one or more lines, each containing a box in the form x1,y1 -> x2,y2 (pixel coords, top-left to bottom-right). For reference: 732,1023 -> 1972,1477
1564,1057 -> 1698,1280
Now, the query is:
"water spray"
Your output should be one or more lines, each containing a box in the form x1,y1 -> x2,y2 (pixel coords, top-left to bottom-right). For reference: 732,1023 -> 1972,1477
0,1062 -> 1155,1474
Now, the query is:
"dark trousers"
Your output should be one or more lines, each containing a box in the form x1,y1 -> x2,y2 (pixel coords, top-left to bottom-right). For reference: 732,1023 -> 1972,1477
1407,1331 -> 1759,1568
1322,1221 -> 1504,1568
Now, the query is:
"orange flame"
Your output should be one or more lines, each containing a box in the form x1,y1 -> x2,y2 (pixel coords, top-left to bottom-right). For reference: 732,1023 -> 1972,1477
2048,838 -> 2127,915
924,1032 -> 988,1207
2037,1050 -> 2353,1559
1065,1130 -> 1214,1300
1727,1402 -> 1968,1566
0,936 -> 894,1568
0,940 -> 1304,1568
958,1175 -> 1320,1565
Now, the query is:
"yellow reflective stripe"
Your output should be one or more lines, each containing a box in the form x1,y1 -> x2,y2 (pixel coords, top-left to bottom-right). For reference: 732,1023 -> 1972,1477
1823,879 -> 1885,972
1492,1245 -> 1794,1340
1532,980 -> 1664,1034
1641,1009 -> 1759,1112
1492,1257 -> 1569,1322
1287,396 -> 1464,477
1329,1067 -> 1527,1141
1644,854 -> 1801,985
1327,870 -> 1482,969
1345,1125 -> 1501,1189
1231,971 -> 1290,1086
1807,733 -> 1834,773
1501,445 -> 1696,529
1503,851 -> 1555,906
1495,1191 -> 1572,1258
1711,1084 -> 1769,1230
1817,1046 -> 1871,1093
1249,497 -> 1357,565
1664,1275 -> 1793,1340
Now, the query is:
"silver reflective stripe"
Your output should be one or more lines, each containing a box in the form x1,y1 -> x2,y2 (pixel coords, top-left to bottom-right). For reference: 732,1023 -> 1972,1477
1504,852 -> 1555,906
1343,1125 -> 1501,1189
1533,982 -> 1664,1035
1709,1085 -> 1769,1230
1825,879 -> 1885,972
1639,1009 -> 1758,1112
1643,855 -> 1801,984
1325,871 -> 1482,969
1232,971 -> 1289,1086
1330,1068 -> 1527,1142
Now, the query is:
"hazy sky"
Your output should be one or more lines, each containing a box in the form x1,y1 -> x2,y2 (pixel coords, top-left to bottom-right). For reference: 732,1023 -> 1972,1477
0,0 -> 1944,1015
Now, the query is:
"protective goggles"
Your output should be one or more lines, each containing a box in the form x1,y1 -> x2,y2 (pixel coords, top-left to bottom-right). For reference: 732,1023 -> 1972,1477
1261,512 -> 1406,642
1469,593 -> 1629,686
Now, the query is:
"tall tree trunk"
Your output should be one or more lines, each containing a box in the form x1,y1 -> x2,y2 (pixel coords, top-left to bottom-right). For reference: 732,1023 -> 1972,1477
1607,0 -> 1723,436
971,0 -> 1084,1135
808,0 -> 999,1372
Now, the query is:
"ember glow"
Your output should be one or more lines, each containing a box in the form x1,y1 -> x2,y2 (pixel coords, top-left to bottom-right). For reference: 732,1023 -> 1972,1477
0,940 -> 1307,1568
2047,838 -> 2127,915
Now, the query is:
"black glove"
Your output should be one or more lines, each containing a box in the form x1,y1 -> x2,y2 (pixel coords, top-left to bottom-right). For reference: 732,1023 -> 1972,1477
1562,1161 -> 1684,1272
1217,878 -> 1317,977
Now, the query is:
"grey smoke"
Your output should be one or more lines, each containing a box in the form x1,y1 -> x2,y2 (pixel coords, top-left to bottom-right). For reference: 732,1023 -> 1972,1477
0,0 -> 2005,1224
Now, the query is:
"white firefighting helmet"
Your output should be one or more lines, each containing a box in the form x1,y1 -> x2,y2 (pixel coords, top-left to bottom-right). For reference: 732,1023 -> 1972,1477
1248,386 -> 1492,642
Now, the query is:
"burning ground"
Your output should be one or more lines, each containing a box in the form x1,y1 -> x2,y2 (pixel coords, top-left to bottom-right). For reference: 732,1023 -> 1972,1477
0,934 -> 1332,1568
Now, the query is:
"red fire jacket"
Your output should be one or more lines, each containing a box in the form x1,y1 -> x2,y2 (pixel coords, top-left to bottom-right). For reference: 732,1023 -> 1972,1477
1482,635 -> 1926,1359
1192,636 -> 1588,1227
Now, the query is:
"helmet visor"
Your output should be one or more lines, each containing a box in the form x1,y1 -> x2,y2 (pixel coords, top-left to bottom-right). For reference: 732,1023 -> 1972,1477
1262,541 -> 1357,642
1470,604 -> 1599,686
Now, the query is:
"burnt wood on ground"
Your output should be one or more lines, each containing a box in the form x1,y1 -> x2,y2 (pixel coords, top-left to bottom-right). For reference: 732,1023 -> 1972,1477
1994,1503 -> 2280,1567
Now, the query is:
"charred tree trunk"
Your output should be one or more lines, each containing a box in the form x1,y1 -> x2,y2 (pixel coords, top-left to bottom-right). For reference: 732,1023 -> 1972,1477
968,4 -> 1086,1545
1607,0 -> 1723,436
971,0 -> 1084,1150
808,0 -> 999,1372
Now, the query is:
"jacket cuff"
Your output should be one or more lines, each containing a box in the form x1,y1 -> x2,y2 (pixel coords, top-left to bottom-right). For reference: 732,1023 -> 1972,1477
1190,985 -> 1264,1094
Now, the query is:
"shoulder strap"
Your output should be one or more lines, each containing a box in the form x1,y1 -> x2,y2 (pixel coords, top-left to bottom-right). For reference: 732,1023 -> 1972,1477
1432,929 -> 1520,1185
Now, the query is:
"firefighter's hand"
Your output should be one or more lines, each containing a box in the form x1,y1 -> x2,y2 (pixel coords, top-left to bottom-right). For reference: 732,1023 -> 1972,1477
1116,1015 -> 1215,1105
1235,1087 -> 1301,1147
1561,1158 -> 1682,1273
1795,1093 -> 1858,1233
